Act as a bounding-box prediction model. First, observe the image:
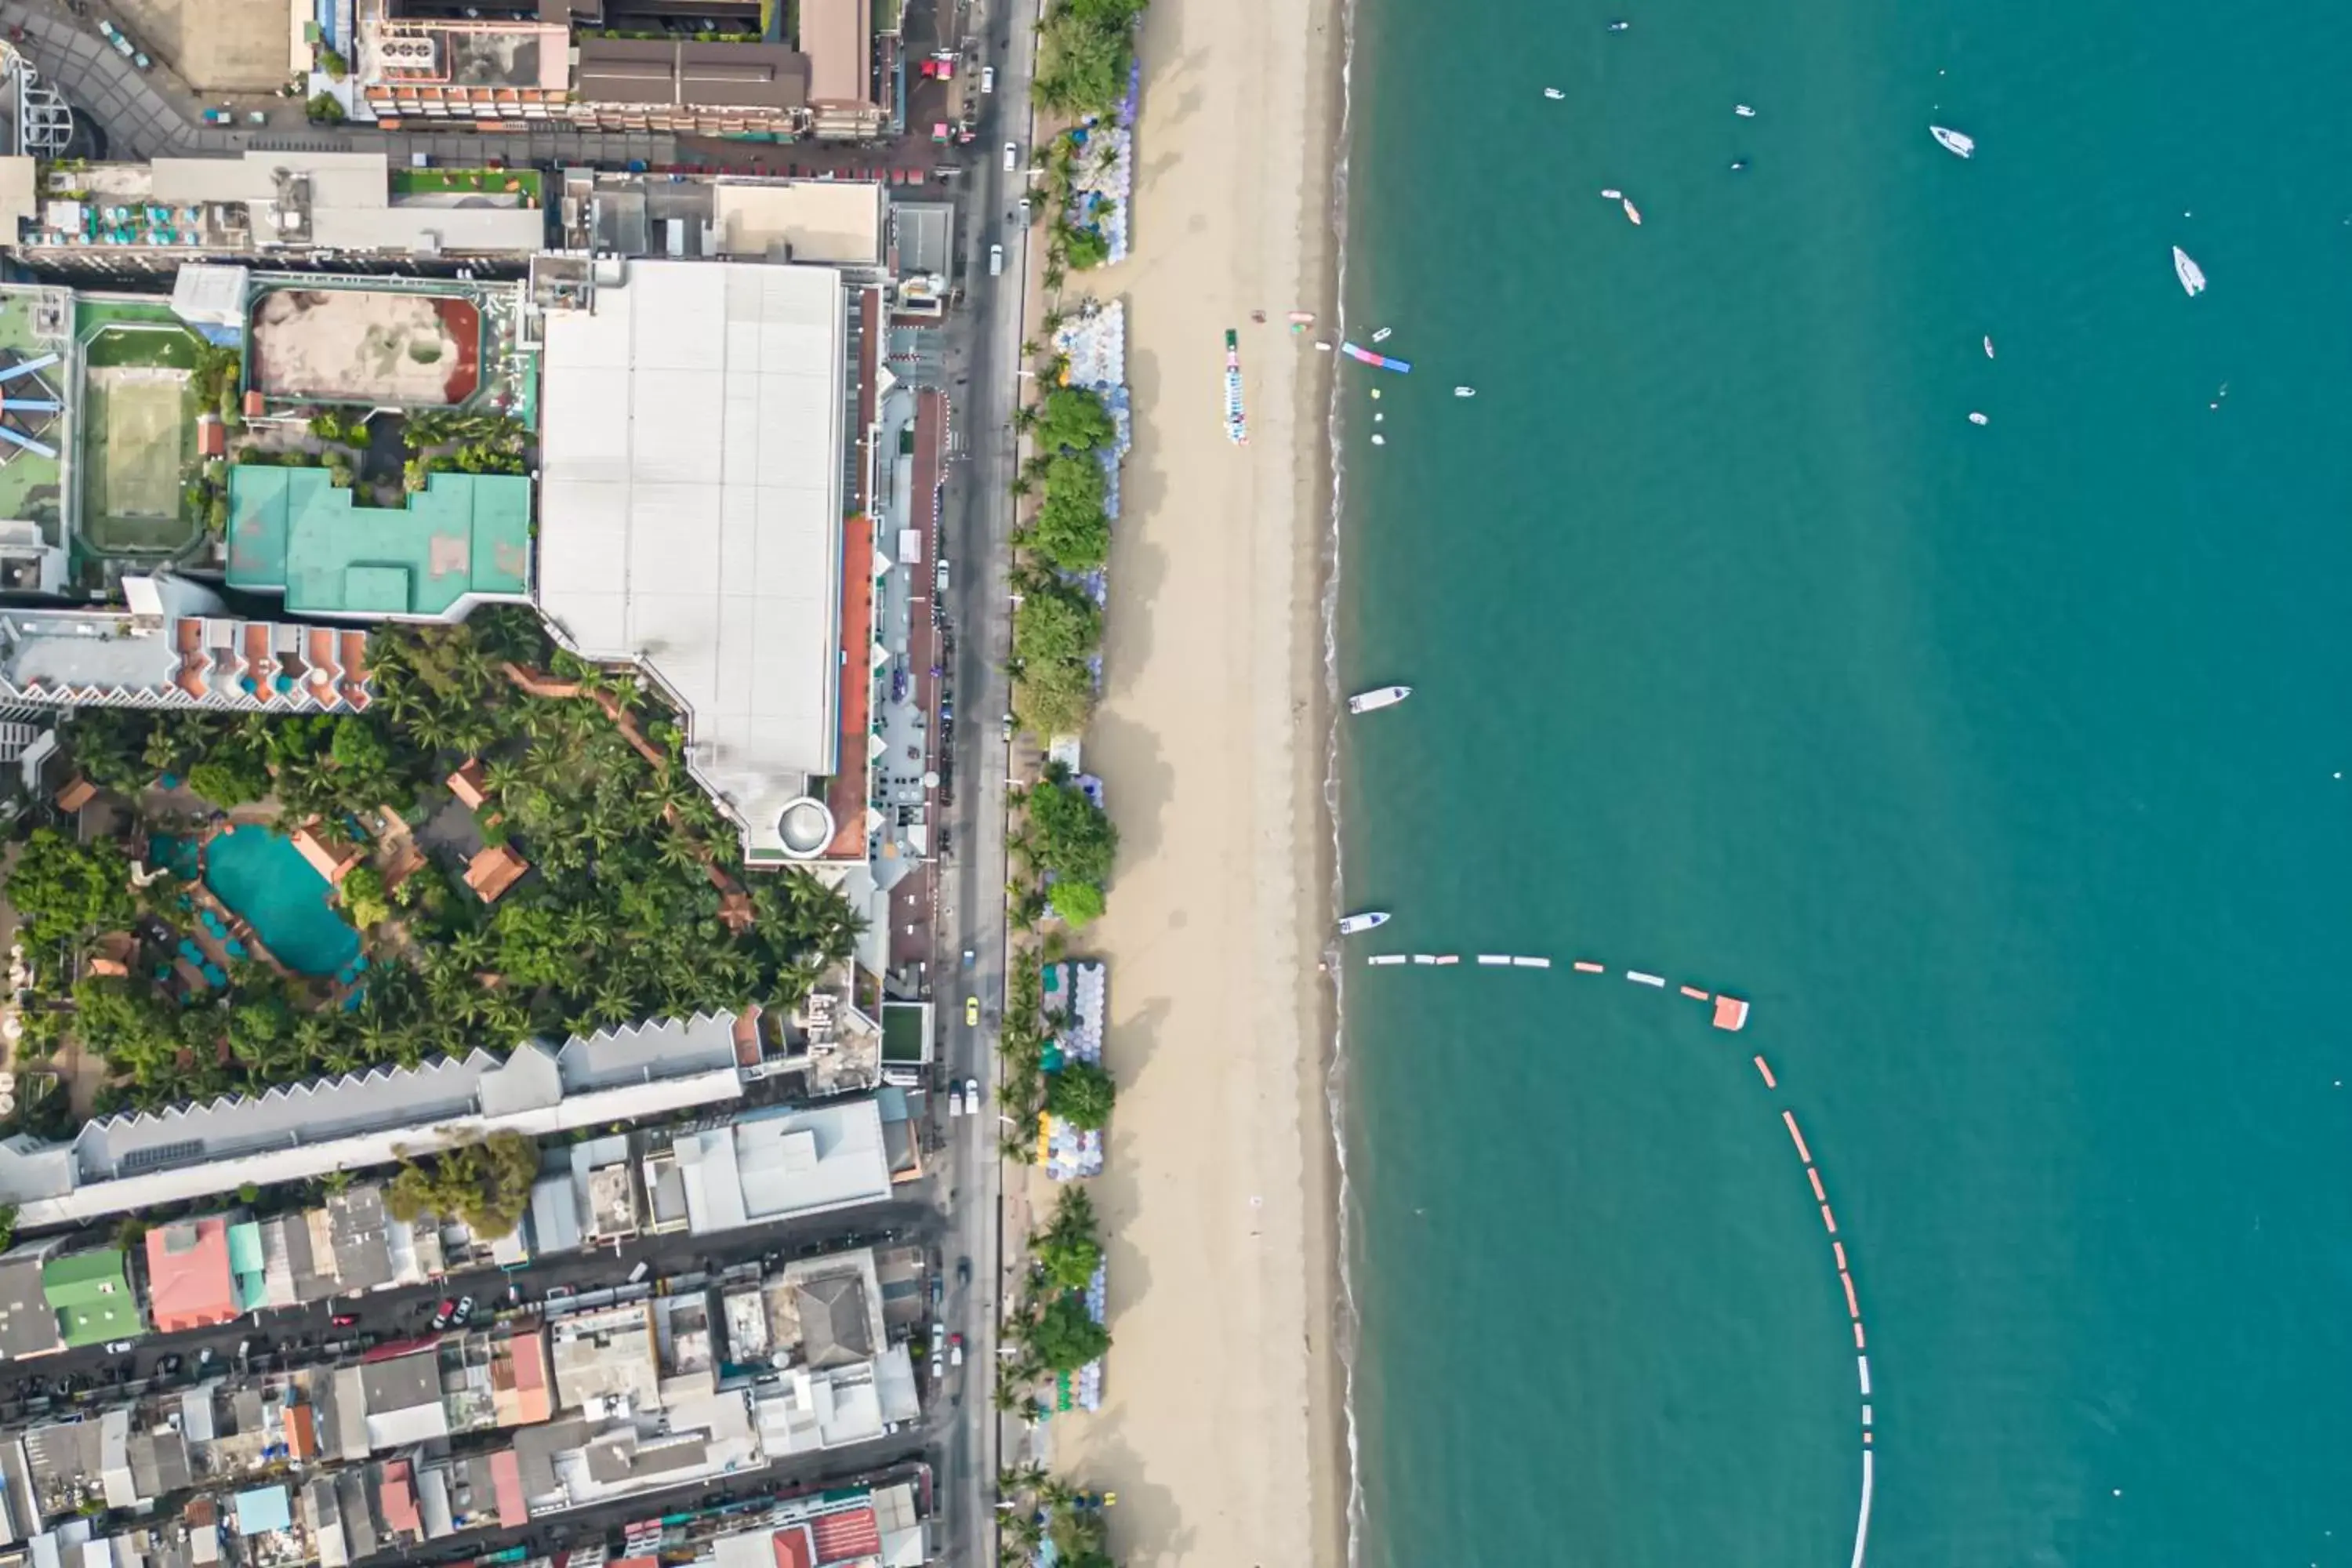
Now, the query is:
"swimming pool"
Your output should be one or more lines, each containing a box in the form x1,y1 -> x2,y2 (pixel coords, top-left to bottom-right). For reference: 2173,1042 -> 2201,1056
201,826 -> 361,978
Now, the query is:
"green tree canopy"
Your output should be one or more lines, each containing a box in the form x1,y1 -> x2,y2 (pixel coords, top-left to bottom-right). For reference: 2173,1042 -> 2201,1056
1022,768 -> 1118,887
1047,878 -> 1106,928
1025,1291 -> 1111,1373
1061,223 -> 1112,271
1028,458 -> 1112,571
5,830 -> 137,946
1035,387 -> 1117,453
1033,1186 -> 1104,1289
384,1131 -> 542,1236
1014,659 -> 1096,739
186,751 -> 273,808
339,864 -> 390,929
1046,1059 -> 1116,1131
1014,583 -> 1103,668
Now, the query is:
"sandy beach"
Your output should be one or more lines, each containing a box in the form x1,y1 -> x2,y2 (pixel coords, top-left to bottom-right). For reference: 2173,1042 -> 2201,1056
1042,0 -> 1348,1560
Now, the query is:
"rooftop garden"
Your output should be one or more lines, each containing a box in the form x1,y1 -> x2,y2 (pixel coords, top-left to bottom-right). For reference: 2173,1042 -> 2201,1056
388,168 -> 545,205
2,607 -> 858,1121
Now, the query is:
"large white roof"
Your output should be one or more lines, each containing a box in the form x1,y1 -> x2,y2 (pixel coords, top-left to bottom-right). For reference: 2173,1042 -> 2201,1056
537,260 -> 848,858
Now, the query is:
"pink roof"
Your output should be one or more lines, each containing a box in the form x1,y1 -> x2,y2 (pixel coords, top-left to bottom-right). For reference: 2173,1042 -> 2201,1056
143,1218 -> 238,1332
488,1451 -> 529,1529
810,1508 -> 879,1564
771,1528 -> 815,1568
379,1461 -> 419,1535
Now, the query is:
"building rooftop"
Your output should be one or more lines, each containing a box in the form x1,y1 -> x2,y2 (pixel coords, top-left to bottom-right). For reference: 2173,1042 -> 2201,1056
0,1015 -> 747,1229
0,576 -> 376,714
711,182 -> 882,268
575,38 -> 809,112
225,466 -> 533,621
0,1241 -> 65,1359
42,1248 -> 143,1347
663,1101 -> 892,1236
536,260 -> 847,862
549,1302 -> 662,1417
144,1218 -> 238,1333
800,0 -> 873,106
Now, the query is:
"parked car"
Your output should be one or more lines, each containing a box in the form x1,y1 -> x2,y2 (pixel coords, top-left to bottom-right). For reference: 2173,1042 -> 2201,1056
452,1295 -> 476,1325
949,1334 -> 964,1368
201,108 -> 230,125
431,1298 -> 456,1330
989,243 -> 1004,278
965,1077 -> 982,1116
956,1256 -> 972,1285
947,1087 -> 963,1119
158,1354 -> 182,1376
1003,140 -> 1018,172
103,1341 -> 133,1355
981,66 -> 995,93
329,1314 -> 358,1328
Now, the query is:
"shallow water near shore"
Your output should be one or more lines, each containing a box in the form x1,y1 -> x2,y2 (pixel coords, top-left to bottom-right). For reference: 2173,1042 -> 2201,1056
1333,0 -> 2352,1563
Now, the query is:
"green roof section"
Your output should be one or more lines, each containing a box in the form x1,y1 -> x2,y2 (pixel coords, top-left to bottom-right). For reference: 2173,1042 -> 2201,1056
228,1220 -> 269,1312
225,464 -> 533,619
42,1248 -> 146,1348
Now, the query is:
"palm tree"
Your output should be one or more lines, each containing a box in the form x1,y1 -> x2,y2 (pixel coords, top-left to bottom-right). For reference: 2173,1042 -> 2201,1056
1011,404 -> 1040,434
1019,338 -> 1040,359
1008,475 -> 1034,499
1043,261 -> 1067,293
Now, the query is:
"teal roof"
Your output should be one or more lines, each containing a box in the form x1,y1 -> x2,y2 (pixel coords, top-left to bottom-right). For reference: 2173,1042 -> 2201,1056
227,1220 -> 268,1312
225,464 -> 533,619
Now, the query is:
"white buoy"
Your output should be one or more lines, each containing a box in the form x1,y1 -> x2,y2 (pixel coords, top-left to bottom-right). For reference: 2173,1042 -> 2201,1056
1370,434 -> 1385,445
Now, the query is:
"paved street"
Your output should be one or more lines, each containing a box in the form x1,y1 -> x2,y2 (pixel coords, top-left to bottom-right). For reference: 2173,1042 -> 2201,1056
0,1199 -> 941,1425
931,0 -> 1042,1561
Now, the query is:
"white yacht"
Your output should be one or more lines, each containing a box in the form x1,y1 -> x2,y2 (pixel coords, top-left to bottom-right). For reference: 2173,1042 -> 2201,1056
1339,912 -> 1392,936
1929,125 -> 1975,158
1622,196 -> 1642,225
1734,104 -> 1756,118
2172,245 -> 2206,296
1983,336 -> 1996,358
1453,387 -> 1476,398
1544,87 -> 1565,100
1348,684 -> 1411,715
1967,412 -> 1989,426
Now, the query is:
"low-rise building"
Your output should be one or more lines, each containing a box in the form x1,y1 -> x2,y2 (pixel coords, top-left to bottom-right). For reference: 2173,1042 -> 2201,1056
0,1014 -> 748,1232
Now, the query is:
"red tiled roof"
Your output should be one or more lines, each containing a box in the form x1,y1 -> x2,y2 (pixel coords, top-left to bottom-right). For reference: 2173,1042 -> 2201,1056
771,1526 -> 815,1568
379,1461 -> 420,1535
809,1508 -> 880,1563
143,1218 -> 238,1333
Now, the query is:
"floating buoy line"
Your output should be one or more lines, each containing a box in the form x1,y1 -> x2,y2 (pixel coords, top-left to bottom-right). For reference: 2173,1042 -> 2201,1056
1359,945 -> 1875,1566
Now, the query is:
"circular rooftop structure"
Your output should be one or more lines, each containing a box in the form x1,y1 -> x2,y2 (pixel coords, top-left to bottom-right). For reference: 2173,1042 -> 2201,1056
776,797 -> 836,859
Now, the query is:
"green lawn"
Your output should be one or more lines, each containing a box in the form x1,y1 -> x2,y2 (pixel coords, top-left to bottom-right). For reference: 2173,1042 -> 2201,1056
389,168 -> 543,203
78,321 -> 205,555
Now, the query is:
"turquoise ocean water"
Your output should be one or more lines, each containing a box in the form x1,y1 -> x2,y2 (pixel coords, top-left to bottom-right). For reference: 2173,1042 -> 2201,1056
1334,0 -> 2352,1563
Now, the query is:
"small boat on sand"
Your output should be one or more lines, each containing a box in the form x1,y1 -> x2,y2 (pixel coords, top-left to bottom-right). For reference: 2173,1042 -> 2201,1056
2172,245 -> 2206,296
1621,196 -> 1642,225
1348,684 -> 1410,714
1339,912 -> 1392,936
1930,125 -> 1975,158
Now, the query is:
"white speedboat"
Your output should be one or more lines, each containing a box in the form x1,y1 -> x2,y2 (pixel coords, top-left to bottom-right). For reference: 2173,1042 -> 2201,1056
1930,125 -> 1975,158
1544,87 -> 1565,100
1453,386 -> 1475,398
1599,187 -> 1623,199
1348,684 -> 1411,714
1622,196 -> 1642,225
1967,412 -> 1988,426
1339,911 -> 1392,935
2172,245 -> 2205,296
1371,326 -> 1393,343
1983,336 -> 1995,358
1606,19 -> 1629,30
1734,104 -> 1756,118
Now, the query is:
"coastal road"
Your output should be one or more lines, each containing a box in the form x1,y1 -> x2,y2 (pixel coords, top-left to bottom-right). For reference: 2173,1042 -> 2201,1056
931,0 -> 1042,1560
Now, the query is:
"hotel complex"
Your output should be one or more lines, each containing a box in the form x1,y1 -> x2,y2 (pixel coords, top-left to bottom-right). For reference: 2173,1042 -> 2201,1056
0,155 -> 960,972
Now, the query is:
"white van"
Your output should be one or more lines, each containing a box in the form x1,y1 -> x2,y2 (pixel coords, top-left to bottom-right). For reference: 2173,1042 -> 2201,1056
981,66 -> 995,94
1004,140 -> 1018,172
988,244 -> 1003,278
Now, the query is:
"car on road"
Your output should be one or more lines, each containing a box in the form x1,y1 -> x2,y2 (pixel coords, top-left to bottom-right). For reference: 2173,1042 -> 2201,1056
330,1314 -> 358,1327
965,1077 -> 982,1116
201,109 -> 230,125
452,1295 -> 475,1326
949,1333 -> 964,1368
103,1341 -> 133,1355
989,243 -> 1004,278
966,996 -> 980,1028
957,1256 -> 972,1285
947,1085 -> 963,1118
981,66 -> 995,94
431,1298 -> 456,1330
1003,140 -> 1019,172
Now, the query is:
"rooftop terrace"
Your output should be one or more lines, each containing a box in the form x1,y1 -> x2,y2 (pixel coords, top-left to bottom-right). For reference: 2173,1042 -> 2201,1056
225,466 -> 533,620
